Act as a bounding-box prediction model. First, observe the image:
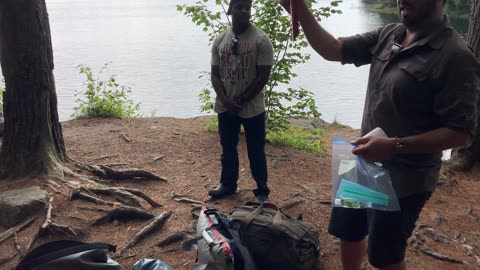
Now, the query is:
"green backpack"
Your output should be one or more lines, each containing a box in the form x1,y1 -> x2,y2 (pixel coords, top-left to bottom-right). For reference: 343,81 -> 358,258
230,202 -> 320,270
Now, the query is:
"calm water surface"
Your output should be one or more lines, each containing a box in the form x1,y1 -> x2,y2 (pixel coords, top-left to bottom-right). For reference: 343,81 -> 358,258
42,0 -> 468,128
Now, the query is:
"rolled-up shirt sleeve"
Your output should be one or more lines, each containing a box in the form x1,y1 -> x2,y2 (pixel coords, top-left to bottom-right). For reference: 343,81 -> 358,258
434,52 -> 480,137
340,27 -> 381,67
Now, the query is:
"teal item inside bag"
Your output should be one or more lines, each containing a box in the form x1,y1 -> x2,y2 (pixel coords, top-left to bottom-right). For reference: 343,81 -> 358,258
336,179 -> 389,206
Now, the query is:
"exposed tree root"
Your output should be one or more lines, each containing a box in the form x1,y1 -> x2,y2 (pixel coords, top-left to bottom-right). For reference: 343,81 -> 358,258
280,198 -> 306,210
121,188 -> 162,207
83,187 -> 161,208
82,187 -> 143,208
0,252 -> 18,265
26,198 -> 78,254
0,217 -> 37,244
93,206 -> 155,226
41,198 -> 77,237
157,232 -> 189,247
76,206 -> 109,212
120,211 -> 172,252
78,164 -> 168,181
420,248 -> 465,264
464,244 -> 480,266
70,188 -> 117,206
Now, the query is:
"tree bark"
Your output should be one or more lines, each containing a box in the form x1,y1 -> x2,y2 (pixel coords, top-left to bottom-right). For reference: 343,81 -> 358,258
447,0 -> 480,171
0,0 -> 65,178
468,0 -> 480,59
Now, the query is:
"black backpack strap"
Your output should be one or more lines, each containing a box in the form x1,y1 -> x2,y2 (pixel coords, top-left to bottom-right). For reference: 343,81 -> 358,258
17,241 -> 115,270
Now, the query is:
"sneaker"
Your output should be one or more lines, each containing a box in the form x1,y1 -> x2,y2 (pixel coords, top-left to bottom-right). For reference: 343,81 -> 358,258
208,184 -> 236,198
254,195 -> 268,203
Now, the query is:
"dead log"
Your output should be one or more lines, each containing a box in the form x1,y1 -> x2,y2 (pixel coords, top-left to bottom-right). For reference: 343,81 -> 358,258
157,232 -> 188,247
280,198 -> 306,210
420,248 -> 465,264
93,206 -> 155,226
121,211 -> 172,251
70,188 -> 117,206
83,164 -> 168,181
0,216 -> 37,244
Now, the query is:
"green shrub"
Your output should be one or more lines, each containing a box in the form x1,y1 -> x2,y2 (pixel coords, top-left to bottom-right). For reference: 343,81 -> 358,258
73,63 -> 140,118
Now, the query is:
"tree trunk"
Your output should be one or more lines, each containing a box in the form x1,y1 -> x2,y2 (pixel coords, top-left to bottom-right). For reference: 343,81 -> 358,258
0,0 -> 65,178
447,0 -> 480,171
468,0 -> 480,59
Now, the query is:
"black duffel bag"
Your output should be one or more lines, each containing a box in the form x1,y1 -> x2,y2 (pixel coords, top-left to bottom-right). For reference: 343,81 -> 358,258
16,240 -> 123,270
230,202 -> 320,270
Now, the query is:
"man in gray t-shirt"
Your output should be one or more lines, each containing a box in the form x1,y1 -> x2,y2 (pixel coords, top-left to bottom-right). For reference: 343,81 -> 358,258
280,0 -> 479,269
208,0 -> 274,203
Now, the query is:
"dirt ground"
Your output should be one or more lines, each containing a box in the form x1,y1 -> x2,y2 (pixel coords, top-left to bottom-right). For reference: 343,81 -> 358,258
0,116 -> 479,270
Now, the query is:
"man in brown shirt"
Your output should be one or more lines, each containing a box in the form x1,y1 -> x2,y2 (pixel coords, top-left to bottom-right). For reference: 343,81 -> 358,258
280,0 -> 479,269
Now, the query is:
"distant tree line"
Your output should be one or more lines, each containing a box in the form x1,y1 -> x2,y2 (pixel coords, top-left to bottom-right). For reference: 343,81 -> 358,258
362,0 -> 472,19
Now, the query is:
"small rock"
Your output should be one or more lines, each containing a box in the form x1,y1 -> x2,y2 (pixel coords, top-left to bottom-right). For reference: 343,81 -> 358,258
431,212 -> 446,225
272,159 -> 279,169
113,220 -> 120,226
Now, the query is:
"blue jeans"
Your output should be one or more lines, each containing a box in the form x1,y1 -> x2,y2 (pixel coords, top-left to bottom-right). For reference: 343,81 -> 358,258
218,112 -> 269,197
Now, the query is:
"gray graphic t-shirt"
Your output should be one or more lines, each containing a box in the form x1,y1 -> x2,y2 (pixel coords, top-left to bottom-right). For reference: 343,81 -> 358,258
211,24 -> 274,118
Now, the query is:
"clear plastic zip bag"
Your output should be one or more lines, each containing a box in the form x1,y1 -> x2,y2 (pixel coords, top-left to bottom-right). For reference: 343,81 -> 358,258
331,138 -> 400,211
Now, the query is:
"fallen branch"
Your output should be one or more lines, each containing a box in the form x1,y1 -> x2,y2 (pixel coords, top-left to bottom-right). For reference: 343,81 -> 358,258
90,155 -> 115,162
174,197 -> 205,205
152,155 -> 166,162
157,232 -> 188,247
70,188 -> 117,206
122,133 -> 131,142
93,206 -> 155,226
295,182 -> 317,194
121,211 -> 172,251
0,217 -> 37,244
280,198 -> 306,210
421,248 -> 465,264
103,163 -> 129,167
422,228 -> 450,243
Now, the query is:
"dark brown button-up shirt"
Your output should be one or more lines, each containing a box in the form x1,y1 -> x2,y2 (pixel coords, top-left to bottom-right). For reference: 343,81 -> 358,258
340,16 -> 480,198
